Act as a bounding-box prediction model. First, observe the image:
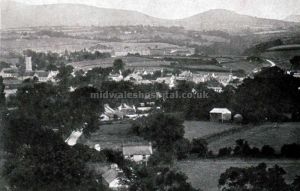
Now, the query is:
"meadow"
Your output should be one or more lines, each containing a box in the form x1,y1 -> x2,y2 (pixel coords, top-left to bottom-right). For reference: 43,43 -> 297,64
78,122 -> 145,151
207,122 -> 300,153
176,159 -> 300,191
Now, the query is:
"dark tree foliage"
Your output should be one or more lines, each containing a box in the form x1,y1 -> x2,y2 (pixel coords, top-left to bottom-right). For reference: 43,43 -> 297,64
219,163 -> 291,191
113,59 -> 125,72
126,165 -> 198,191
232,67 -> 300,123
131,113 -> 185,152
0,76 -> 5,108
281,144 -> 300,158
190,138 -> 208,157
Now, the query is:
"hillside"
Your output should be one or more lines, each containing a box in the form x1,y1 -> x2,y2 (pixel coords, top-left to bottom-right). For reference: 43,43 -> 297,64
0,1 -> 166,29
1,1 -> 296,32
285,15 -> 300,22
177,9 -> 294,31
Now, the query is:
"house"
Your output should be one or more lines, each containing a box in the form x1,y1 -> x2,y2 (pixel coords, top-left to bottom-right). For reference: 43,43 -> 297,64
109,71 -> 123,82
210,108 -> 232,122
122,143 -> 153,164
0,68 -> 19,78
124,72 -> 143,82
34,70 -> 58,82
87,163 -> 128,191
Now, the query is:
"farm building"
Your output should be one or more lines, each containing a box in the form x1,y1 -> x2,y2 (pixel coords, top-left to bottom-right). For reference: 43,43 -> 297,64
210,108 -> 232,122
122,143 -> 153,164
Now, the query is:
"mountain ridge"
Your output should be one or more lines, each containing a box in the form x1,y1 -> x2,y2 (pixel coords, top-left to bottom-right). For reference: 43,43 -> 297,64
1,1 -> 296,31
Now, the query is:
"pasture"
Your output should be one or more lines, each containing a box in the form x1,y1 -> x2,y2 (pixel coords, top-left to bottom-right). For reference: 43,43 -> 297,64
78,122 -> 145,151
183,121 -> 242,140
70,56 -> 172,71
184,121 -> 300,154
1,37 -> 99,53
207,122 -> 300,153
176,159 -> 300,191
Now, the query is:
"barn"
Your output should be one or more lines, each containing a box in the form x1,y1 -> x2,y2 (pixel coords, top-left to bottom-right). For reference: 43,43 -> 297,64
210,108 -> 232,123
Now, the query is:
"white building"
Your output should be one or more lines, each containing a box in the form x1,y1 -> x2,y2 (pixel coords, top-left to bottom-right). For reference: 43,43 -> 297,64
122,143 -> 153,164
210,108 -> 232,123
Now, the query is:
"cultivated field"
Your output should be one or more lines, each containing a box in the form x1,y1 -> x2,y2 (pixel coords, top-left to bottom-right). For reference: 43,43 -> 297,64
70,56 -> 172,71
78,122 -> 145,150
0,38 -> 99,54
176,159 -> 300,191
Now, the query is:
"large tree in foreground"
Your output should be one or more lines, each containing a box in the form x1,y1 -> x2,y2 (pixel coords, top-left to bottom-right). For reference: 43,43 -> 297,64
219,163 -> 291,191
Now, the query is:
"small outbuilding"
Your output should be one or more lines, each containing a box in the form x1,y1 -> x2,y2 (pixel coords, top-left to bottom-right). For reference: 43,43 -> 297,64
233,114 -> 243,123
210,108 -> 232,123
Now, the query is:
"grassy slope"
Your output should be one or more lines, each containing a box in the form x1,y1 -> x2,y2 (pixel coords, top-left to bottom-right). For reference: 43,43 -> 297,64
176,159 -> 300,191
208,122 -> 300,153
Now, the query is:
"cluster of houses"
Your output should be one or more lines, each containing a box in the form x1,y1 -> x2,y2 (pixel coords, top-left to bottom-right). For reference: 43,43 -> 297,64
89,44 -> 195,57
84,142 -> 153,190
0,57 -> 59,97
108,69 -> 242,92
101,102 -> 158,121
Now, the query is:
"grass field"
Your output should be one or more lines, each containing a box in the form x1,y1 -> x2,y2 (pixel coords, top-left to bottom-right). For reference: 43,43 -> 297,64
176,159 -> 300,191
208,122 -> 300,153
183,121 -> 241,140
1,37 -> 99,53
183,121 -> 300,154
70,56 -> 171,71
78,122 -> 145,150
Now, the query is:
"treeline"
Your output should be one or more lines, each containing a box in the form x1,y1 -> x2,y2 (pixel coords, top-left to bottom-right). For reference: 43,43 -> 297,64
219,163 -> 300,191
218,139 -> 300,159
67,49 -> 111,62
131,113 -> 210,161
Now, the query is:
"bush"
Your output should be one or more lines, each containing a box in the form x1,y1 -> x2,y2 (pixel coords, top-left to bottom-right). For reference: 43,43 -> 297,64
218,147 -> 232,157
281,144 -> 300,158
261,145 -> 276,157
174,138 -> 191,160
190,138 -> 208,157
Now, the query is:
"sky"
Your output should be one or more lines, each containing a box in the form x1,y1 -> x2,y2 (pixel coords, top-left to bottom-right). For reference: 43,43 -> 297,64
12,0 -> 300,20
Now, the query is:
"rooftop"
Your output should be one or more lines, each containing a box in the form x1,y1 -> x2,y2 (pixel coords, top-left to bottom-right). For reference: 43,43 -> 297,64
122,143 -> 152,156
210,108 -> 231,114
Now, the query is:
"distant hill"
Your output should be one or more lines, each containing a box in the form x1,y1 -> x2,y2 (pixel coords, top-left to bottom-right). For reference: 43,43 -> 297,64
0,1 -> 167,29
0,1 -> 296,32
285,15 -> 300,22
177,9 -> 294,31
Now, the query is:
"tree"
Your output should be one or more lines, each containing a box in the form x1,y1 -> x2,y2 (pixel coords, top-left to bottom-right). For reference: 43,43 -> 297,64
131,113 -> 185,152
113,59 -> 125,72
219,163 -> 291,191
0,76 -> 5,108
290,56 -> 300,71
292,176 -> 300,191
190,138 -> 208,157
261,145 -> 275,157
174,138 -> 191,160
281,144 -> 300,158
3,142 -> 107,191
56,65 -> 74,89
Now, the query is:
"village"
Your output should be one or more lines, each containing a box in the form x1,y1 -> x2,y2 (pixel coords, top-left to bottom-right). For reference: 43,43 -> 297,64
1,1 -> 300,190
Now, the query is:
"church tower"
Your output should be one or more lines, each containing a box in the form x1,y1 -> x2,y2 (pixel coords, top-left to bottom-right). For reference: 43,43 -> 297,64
25,56 -> 32,72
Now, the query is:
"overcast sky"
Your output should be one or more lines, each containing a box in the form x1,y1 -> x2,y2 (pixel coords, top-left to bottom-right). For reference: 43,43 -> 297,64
13,0 -> 300,20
